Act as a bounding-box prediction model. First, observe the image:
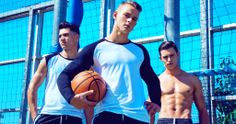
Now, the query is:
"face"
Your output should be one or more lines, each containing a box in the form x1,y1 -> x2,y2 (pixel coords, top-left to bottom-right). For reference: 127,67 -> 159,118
113,4 -> 140,34
160,48 -> 179,70
58,28 -> 79,51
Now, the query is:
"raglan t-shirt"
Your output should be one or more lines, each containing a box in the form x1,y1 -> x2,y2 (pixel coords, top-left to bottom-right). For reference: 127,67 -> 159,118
57,39 -> 161,123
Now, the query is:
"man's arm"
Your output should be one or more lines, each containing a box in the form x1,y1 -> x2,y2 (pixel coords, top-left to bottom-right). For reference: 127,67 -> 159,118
84,107 -> 94,124
138,44 -> 161,106
144,99 -> 160,124
27,58 -> 47,120
193,76 -> 210,124
57,42 -> 100,108
57,56 -> 97,108
142,66 -> 161,106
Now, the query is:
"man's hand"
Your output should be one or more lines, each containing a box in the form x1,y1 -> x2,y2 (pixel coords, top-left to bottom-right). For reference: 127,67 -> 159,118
70,90 -> 97,109
145,101 -> 160,114
30,110 -> 37,121
144,101 -> 160,124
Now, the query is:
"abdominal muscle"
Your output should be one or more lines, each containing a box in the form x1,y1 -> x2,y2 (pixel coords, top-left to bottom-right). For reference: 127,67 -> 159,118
159,93 -> 193,118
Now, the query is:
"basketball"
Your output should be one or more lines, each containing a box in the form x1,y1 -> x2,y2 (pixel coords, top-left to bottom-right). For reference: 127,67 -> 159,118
71,70 -> 107,102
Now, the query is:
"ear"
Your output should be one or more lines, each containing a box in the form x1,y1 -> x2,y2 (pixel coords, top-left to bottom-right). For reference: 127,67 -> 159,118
159,56 -> 163,61
113,11 -> 118,19
76,34 -> 79,40
177,52 -> 180,57
73,33 -> 79,41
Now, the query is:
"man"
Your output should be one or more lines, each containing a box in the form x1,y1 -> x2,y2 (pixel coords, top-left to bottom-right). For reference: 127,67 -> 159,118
57,1 -> 161,124
156,41 -> 210,124
27,21 -> 96,124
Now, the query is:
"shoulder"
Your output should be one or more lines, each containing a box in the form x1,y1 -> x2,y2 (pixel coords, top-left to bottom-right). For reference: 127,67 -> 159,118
181,71 -> 200,84
80,39 -> 104,53
131,42 -> 150,59
132,42 -> 147,51
44,53 -> 58,62
73,39 -> 105,65
35,56 -> 48,73
86,39 -> 104,48
158,72 -> 167,82
187,73 -> 200,83
186,73 -> 202,90
77,39 -> 104,57
158,73 -> 165,79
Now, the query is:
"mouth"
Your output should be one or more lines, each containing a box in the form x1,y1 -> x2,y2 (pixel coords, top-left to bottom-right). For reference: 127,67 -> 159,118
60,43 -> 66,47
167,62 -> 173,66
124,24 -> 130,29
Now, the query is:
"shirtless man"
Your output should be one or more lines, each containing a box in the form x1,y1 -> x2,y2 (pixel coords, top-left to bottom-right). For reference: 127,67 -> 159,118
157,41 -> 210,124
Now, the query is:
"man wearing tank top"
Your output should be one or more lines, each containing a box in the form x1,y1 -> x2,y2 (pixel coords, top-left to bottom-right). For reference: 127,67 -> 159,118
27,21 -> 96,124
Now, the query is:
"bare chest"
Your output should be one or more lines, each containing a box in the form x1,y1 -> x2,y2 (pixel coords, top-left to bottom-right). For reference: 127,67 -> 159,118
160,76 -> 194,95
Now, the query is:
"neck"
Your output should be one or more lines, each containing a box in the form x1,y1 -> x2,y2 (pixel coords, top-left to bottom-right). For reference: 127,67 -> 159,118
60,49 -> 78,59
165,67 -> 183,76
107,30 -> 129,43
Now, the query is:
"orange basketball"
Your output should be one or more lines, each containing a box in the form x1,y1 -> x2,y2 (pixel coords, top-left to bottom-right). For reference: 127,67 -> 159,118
71,70 -> 107,102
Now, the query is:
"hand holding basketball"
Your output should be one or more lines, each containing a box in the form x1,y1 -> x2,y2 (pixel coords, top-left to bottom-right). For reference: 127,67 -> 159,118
70,90 -> 97,109
71,70 -> 107,102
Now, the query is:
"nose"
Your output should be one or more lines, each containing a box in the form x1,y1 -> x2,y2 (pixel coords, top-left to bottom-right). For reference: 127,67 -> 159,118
60,35 -> 65,40
167,56 -> 172,62
127,17 -> 135,23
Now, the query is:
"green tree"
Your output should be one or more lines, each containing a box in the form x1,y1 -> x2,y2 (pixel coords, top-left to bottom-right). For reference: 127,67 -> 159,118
214,56 -> 236,124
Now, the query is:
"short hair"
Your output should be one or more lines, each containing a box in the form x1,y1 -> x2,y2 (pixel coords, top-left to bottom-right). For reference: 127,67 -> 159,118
158,41 -> 179,56
59,21 -> 80,35
120,1 -> 142,12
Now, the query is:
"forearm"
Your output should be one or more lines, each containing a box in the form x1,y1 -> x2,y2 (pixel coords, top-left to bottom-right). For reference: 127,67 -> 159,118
199,110 -> 210,124
84,107 -> 94,124
27,89 -> 38,120
142,70 -> 161,106
29,104 -> 38,120
57,71 -> 75,103
57,56 -> 91,103
27,58 -> 46,120
147,80 -> 161,106
140,61 -> 161,106
143,70 -> 161,106
139,45 -> 161,105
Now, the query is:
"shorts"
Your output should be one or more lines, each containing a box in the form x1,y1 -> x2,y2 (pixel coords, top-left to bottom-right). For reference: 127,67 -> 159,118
34,114 -> 82,124
93,111 -> 148,124
157,118 -> 193,124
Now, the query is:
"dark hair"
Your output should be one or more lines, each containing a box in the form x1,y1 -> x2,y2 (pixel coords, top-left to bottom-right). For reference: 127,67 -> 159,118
121,1 -> 142,12
59,21 -> 80,35
158,41 -> 179,56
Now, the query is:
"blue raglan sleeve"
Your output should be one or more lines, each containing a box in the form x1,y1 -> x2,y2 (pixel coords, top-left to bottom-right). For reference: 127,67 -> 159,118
138,44 -> 161,106
57,41 -> 100,103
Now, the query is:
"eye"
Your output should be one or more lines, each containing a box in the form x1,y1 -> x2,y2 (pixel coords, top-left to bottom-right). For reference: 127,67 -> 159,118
124,13 -> 130,18
64,33 -> 69,37
132,17 -> 138,21
163,56 -> 168,60
170,54 -> 175,58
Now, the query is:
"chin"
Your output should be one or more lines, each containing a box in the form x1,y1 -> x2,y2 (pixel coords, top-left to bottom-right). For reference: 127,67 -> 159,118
166,66 -> 174,70
121,30 -> 130,34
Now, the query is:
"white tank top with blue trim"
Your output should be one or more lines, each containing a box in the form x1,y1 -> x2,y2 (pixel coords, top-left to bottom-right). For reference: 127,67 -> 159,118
40,54 -> 84,119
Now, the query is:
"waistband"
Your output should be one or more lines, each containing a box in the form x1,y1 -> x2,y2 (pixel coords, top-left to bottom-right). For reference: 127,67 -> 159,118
157,118 -> 193,124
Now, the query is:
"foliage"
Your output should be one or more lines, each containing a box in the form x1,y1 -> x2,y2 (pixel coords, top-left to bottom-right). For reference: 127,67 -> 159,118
214,56 -> 236,124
